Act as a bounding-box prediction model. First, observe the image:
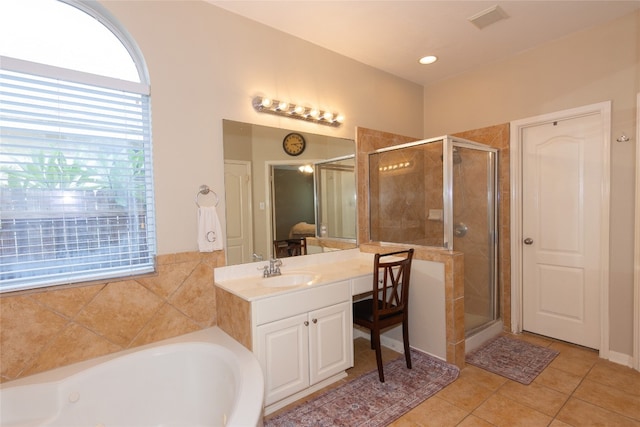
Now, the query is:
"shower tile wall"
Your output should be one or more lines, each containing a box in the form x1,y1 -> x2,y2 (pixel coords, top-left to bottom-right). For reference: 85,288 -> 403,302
453,124 -> 511,331
356,127 -> 420,245
357,123 -> 510,364
423,144 -> 445,246
452,147 -> 493,329
369,142 -> 444,246
0,251 -> 224,383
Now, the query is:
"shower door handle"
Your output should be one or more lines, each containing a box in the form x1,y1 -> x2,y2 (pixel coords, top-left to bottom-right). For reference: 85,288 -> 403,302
523,238 -> 534,245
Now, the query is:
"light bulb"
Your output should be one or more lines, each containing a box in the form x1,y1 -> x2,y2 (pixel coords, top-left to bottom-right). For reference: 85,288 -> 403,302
309,109 -> 319,119
323,112 -> 333,121
278,101 -> 288,111
335,114 -> 345,123
261,97 -> 272,108
294,105 -> 305,115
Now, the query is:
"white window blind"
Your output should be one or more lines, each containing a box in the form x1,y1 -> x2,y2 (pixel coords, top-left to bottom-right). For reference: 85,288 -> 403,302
0,66 -> 156,292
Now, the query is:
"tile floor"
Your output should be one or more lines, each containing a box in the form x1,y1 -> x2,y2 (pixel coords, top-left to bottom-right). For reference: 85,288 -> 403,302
266,333 -> 640,426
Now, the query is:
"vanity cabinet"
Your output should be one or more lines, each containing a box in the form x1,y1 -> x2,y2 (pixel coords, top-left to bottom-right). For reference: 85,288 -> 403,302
253,281 -> 353,407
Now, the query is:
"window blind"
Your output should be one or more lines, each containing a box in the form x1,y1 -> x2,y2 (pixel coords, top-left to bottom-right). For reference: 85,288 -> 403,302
0,67 -> 156,292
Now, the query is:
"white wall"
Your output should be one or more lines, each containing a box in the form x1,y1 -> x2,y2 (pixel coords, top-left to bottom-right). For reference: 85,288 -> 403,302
100,0 -> 424,255
422,11 -> 639,356
383,260 -> 447,360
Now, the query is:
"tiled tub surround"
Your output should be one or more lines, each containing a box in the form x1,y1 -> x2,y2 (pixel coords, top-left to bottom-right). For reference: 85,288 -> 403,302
0,251 -> 225,383
0,327 -> 264,427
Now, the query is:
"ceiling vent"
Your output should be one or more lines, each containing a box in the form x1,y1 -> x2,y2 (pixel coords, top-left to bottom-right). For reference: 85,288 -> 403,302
468,5 -> 509,29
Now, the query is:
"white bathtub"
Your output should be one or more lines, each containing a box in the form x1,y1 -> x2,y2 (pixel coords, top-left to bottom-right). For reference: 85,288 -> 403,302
0,327 -> 264,427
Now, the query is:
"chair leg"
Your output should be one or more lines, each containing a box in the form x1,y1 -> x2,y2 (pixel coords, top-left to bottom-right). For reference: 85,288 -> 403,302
372,329 -> 385,382
402,320 -> 412,370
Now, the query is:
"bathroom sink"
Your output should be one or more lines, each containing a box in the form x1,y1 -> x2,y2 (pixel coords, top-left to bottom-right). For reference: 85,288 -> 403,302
261,272 -> 318,288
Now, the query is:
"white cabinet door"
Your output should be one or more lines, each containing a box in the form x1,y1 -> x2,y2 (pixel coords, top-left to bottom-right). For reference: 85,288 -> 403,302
256,313 -> 309,406
309,301 -> 353,384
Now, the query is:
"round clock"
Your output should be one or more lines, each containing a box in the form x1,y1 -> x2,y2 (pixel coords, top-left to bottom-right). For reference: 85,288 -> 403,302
282,132 -> 306,156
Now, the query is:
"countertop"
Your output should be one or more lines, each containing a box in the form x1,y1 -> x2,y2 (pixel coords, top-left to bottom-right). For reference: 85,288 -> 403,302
214,249 -> 375,301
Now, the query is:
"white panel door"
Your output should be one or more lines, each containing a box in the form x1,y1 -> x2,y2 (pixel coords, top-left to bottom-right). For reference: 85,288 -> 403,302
224,161 -> 252,264
308,301 -> 353,384
256,313 -> 309,406
522,113 -> 604,349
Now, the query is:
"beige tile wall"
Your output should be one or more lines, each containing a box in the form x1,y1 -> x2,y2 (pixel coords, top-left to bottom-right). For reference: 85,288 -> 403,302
0,251 -> 225,383
453,124 -> 511,331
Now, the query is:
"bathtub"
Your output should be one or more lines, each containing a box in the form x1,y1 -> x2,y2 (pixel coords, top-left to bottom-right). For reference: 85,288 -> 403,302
0,327 -> 264,427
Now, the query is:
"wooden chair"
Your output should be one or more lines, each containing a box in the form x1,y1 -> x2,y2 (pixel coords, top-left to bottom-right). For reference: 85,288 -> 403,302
273,238 -> 307,258
353,248 -> 414,382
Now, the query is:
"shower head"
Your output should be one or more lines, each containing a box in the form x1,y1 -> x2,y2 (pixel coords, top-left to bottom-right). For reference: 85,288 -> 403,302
441,148 -> 463,164
452,148 -> 462,165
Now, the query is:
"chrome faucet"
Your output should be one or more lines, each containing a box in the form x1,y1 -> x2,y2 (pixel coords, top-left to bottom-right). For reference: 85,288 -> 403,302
261,258 -> 282,278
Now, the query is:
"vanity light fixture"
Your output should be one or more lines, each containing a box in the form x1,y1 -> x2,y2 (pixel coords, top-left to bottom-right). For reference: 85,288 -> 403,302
298,164 -> 314,174
252,96 -> 344,127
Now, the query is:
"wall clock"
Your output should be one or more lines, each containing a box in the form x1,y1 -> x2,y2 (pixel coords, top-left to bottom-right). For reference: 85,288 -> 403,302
282,132 -> 306,156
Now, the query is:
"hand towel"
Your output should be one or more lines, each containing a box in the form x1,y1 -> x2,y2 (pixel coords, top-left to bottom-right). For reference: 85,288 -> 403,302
198,205 -> 223,252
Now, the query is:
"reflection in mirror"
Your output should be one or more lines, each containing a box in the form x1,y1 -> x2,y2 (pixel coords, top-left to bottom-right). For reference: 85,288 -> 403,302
271,164 -> 314,240
223,120 -> 357,266
315,155 -> 356,240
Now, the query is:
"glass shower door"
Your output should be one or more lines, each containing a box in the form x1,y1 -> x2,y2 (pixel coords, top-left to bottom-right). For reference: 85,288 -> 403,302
451,144 -> 498,335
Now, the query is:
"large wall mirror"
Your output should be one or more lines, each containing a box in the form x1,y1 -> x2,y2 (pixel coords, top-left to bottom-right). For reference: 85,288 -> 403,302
223,120 -> 357,266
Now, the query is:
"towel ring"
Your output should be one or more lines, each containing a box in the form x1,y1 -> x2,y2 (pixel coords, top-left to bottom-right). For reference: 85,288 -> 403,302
195,184 -> 219,207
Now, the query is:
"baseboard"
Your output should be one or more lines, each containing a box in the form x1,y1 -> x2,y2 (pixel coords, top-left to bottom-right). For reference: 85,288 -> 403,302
607,350 -> 634,368
353,328 -> 406,354
352,328 -> 443,361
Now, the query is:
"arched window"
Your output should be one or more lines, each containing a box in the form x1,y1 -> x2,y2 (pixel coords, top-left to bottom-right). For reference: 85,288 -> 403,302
0,0 -> 156,292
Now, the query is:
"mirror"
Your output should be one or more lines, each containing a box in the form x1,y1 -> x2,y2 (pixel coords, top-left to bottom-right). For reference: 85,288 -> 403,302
315,155 -> 356,240
223,120 -> 357,266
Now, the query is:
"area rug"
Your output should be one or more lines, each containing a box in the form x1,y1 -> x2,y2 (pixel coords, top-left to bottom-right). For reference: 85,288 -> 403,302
265,349 -> 459,427
465,335 -> 559,385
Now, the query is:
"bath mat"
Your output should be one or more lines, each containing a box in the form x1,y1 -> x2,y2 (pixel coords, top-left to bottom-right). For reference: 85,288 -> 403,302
264,349 -> 459,427
465,335 -> 559,385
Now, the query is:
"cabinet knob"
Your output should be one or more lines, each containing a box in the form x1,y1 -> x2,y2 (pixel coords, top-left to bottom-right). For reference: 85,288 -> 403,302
312,318 -> 317,324
304,320 -> 309,326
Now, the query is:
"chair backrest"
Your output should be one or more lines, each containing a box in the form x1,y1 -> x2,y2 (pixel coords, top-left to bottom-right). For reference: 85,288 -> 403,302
273,238 -> 307,258
372,249 -> 414,318
298,237 -> 307,255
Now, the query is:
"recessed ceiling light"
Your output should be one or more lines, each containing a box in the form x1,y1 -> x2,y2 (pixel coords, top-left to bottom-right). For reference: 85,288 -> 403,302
419,55 -> 438,65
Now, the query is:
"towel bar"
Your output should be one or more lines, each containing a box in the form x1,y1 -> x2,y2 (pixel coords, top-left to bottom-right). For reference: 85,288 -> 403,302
195,184 -> 219,207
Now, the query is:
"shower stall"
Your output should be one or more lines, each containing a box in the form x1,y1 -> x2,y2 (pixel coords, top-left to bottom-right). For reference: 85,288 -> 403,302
368,135 -> 499,338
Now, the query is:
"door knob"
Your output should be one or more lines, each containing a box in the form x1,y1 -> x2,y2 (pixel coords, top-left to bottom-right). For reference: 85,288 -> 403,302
524,238 -> 534,245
